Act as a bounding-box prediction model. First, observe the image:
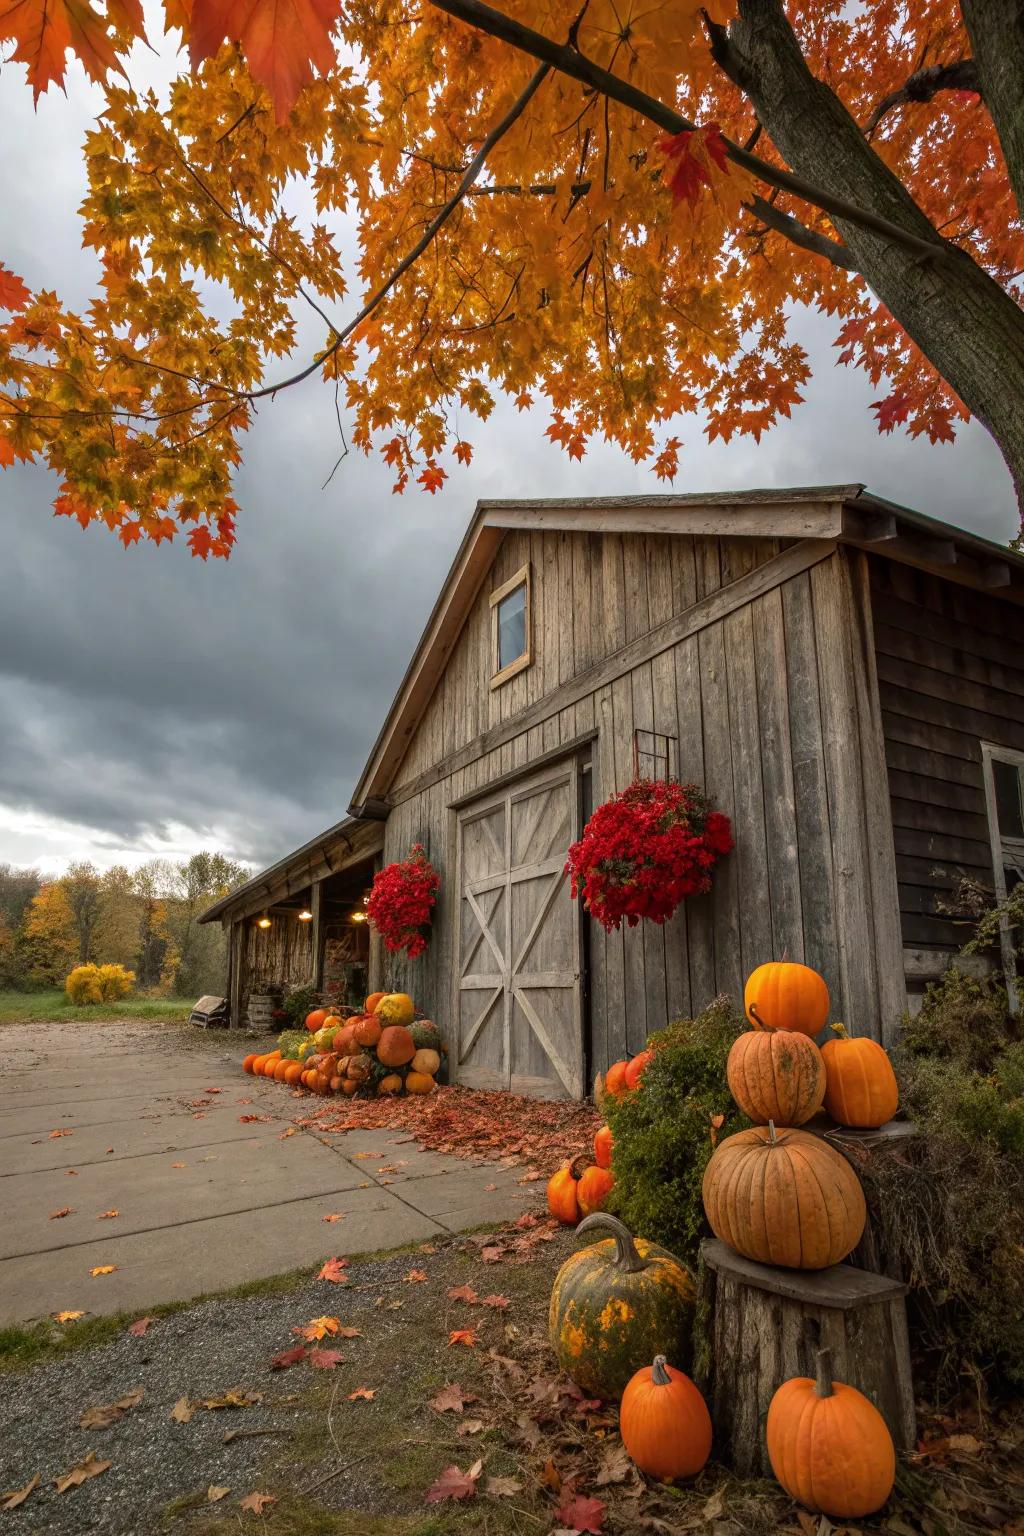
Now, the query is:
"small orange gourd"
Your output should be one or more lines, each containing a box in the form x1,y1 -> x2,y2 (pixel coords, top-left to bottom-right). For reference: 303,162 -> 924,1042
766,1349 -> 895,1517
594,1124 -> 613,1169
364,990 -> 386,1015
820,1023 -> 899,1128
577,1163 -> 615,1217
273,1059 -> 290,1082
341,1078 -> 359,1095
744,960 -> 830,1037
405,1070 -> 436,1095
547,1154 -> 588,1225
619,1355 -> 712,1482
284,1062 -> 303,1086
377,1073 -> 403,1095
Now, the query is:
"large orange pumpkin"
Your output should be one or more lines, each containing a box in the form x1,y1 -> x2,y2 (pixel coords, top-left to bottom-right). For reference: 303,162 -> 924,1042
594,1124 -> 613,1169
702,1123 -> 865,1269
354,1014 -> 383,1049
305,1008 -> 328,1033
624,1049 -> 653,1090
744,961 -> 830,1037
577,1163 -> 615,1217
252,1054 -> 269,1074
620,1355 -> 712,1482
547,1155 -> 588,1225
821,1023 -> 899,1128
766,1349 -> 895,1517
377,1024 -> 416,1067
726,1028 -> 825,1126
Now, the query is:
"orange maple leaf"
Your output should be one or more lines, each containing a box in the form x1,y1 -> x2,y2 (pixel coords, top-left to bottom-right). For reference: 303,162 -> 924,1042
187,0 -> 342,122
417,461 -> 446,495
0,266 -> 30,311
0,0 -> 125,100
448,1328 -> 477,1348
317,1258 -> 349,1283
347,1386 -> 375,1400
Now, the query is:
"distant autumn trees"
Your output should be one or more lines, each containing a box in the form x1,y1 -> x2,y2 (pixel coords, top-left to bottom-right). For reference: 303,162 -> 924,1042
0,853 -> 249,995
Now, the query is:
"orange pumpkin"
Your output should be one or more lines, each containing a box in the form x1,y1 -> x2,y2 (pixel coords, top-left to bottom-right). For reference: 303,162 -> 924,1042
604,1060 -> 629,1099
547,1154 -> 588,1225
577,1163 -> 615,1217
620,1355 -> 712,1482
594,1124 -> 613,1169
377,1073 -> 403,1095
300,1069 -> 315,1089
702,1122 -> 866,1269
329,1075 -> 343,1093
321,1014 -> 341,1035
273,1059 -> 291,1082
821,1023 -> 899,1128
744,961 -> 830,1037
727,1027 -> 825,1126
341,1078 -> 359,1095
624,1049 -> 653,1090
305,1008 -> 328,1033
334,1023 -> 358,1056
364,991 -> 386,1015
405,1071 -> 436,1095
261,1052 -> 282,1075
766,1349 -> 895,1517
242,1054 -> 258,1074
354,1015 -> 383,1048
252,1054 -> 268,1074
377,1024 -> 416,1067
284,1062 -> 303,1086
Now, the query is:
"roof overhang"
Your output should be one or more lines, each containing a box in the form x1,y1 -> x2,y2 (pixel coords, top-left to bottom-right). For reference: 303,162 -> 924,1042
348,483 -> 1024,813
199,814 -> 384,927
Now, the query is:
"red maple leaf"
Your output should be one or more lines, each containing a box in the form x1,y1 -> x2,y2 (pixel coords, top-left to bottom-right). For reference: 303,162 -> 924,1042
127,1316 -> 157,1336
309,1347 -> 346,1369
555,1487 -> 606,1533
446,1285 -> 479,1304
188,0 -> 341,122
448,1328 -> 477,1348
453,440 -> 473,466
424,1462 -> 481,1503
417,461 -> 446,495
317,1258 -> 349,1283
658,123 -> 730,207
270,1344 -> 309,1370
0,266 -> 30,311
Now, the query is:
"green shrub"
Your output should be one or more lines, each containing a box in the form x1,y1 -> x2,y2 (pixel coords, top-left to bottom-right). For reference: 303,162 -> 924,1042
605,997 -> 748,1269
64,962 -> 135,1004
281,984 -> 321,1030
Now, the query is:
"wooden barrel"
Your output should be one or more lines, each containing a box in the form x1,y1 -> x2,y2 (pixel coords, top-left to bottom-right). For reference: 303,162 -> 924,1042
247,992 -> 277,1032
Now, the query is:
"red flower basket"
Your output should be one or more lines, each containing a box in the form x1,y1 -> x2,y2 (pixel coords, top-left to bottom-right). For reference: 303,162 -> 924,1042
366,844 -> 441,959
566,778 -> 733,932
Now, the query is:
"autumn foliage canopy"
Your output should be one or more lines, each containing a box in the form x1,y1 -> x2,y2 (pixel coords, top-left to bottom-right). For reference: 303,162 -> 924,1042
1,0 -> 1021,555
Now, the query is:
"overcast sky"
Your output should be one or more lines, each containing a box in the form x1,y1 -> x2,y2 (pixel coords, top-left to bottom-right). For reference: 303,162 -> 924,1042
1,38 -> 1017,879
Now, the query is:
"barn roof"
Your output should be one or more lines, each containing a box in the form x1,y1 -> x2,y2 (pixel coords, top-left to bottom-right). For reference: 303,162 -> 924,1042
348,483 -> 1024,812
198,812 -> 384,926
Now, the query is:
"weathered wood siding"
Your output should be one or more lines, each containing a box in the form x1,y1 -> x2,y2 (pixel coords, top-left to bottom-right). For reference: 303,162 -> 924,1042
241,917 -> 313,1015
378,531 -> 904,1081
869,556 -> 1024,951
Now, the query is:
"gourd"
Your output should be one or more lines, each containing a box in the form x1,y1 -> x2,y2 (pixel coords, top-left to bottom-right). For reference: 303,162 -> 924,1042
410,1019 -> 442,1050
273,1060 -> 290,1082
284,1063 -> 303,1086
549,1213 -> 697,1399
334,1023 -> 359,1056
354,1015 -> 383,1048
766,1349 -> 895,1517
378,1073 -> 403,1095
603,1060 -> 629,1099
727,1027 -> 825,1126
821,1023 -> 899,1128
702,1122 -> 866,1269
405,1071 -> 436,1094
243,1054 -> 258,1074
619,1355 -> 712,1482
347,1053 -> 373,1081
261,1052 -> 282,1075
577,1163 -> 615,1217
305,1008 -> 328,1033
341,1078 -> 359,1095
374,992 -> 415,1027
744,960 -> 829,1037
411,1047 -> 441,1076
547,1155 -> 588,1225
377,1024 -> 416,1067
624,1049 -> 653,1090
364,991 -> 386,1015
329,1074 -> 343,1092
594,1124 -> 613,1169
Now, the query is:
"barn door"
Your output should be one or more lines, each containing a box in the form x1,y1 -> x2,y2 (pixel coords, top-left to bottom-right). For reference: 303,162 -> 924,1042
456,760 -> 583,1098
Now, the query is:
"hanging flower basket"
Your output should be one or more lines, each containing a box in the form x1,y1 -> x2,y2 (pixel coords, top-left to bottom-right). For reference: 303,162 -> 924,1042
566,778 -> 734,932
366,844 -> 441,959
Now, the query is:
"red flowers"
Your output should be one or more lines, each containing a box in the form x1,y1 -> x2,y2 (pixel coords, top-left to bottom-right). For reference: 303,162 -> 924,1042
366,844 -> 440,959
566,779 -> 733,932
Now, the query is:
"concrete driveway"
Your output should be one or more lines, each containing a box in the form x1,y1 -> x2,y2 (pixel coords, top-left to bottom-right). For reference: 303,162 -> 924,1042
0,1020 -> 539,1325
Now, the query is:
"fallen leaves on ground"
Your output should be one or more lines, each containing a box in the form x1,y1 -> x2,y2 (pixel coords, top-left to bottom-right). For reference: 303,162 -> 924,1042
448,1328 -> 478,1348
238,1114 -> 270,1123
200,1389 -> 263,1410
279,1127 -> 298,1139
240,1491 -> 276,1514
321,1211 -> 345,1222
53,1452 -> 111,1493
424,1460 -> 482,1503
170,1398 -> 195,1423
294,1316 -> 340,1341
335,1325 -> 363,1337
347,1387 -> 375,1401
49,1208 -> 73,1219
128,1316 -> 156,1336
207,1485 -> 230,1502
309,1348 -> 346,1369
79,1388 -> 143,1429
405,1268 -> 428,1282
487,1474 -> 524,1497
448,1284 -> 479,1303
67,1168 -> 78,1175
97,1210 -> 119,1219
429,1383 -> 478,1414
49,1128 -> 73,1138
271,1345 -> 309,1370
1,1474 -> 39,1511
89,1265 -> 116,1276
317,1258 -> 349,1283
458,1418 -> 486,1435
54,1310 -> 85,1323
170,1162 -> 186,1169
555,1485 -> 606,1532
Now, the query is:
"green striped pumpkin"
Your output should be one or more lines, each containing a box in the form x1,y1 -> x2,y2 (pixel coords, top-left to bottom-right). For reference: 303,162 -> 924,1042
548,1213 -> 696,1399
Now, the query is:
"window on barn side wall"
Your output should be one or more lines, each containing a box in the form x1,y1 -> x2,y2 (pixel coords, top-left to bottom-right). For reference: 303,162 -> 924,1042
633,729 -> 677,781
981,742 -> 1024,1014
490,563 -> 531,688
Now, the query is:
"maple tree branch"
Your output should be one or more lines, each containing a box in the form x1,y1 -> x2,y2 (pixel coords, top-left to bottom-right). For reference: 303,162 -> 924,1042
744,195 -> 859,270
864,59 -> 980,136
428,0 -> 949,263
242,59 -> 552,403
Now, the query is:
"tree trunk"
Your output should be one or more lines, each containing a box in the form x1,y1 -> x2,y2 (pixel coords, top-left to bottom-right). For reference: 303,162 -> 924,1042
961,0 -> 1024,220
722,0 -> 1024,516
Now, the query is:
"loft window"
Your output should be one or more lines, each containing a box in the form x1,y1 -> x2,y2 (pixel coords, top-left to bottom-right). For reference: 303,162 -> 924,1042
981,743 -> 1024,1013
633,729 -> 677,781
490,563 -> 531,687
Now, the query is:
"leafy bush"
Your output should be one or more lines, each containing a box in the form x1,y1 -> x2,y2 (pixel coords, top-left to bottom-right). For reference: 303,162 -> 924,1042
281,983 -> 321,1030
605,997 -> 748,1269
65,963 -> 135,1005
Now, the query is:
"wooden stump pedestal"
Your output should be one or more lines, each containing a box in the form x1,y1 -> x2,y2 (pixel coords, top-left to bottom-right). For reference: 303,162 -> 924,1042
700,1238 -> 915,1477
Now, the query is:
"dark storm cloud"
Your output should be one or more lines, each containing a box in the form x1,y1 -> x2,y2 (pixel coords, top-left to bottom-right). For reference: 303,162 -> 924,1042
0,56 -> 1018,872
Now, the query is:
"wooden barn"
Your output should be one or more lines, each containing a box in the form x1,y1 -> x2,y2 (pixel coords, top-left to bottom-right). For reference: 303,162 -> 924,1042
204,484 -> 1024,1096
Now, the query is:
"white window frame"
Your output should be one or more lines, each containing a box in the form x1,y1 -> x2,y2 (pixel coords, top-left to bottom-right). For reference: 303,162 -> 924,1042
489,563 -> 532,689
980,740 -> 1024,1013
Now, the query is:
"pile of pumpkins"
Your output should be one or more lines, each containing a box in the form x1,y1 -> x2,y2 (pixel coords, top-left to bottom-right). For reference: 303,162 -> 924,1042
242,991 -> 445,1098
545,959 -> 900,1520
545,1049 -> 651,1225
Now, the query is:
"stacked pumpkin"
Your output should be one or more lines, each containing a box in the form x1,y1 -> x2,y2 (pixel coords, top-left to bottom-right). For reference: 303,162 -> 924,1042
243,991 -> 445,1098
546,1048 -> 651,1226
702,959 -> 899,1517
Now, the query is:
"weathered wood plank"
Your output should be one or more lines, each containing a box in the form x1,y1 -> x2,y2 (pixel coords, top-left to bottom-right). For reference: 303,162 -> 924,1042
699,619 -> 742,1005
751,587 -> 803,959
724,604 -> 773,980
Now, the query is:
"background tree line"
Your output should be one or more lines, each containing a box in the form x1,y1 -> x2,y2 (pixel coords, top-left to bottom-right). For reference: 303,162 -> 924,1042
0,854 -> 250,997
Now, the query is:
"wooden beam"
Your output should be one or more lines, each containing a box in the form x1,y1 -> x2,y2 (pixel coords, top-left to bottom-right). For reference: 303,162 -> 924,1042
843,508 -> 898,542
388,537 -> 838,806
310,878 -> 324,990
982,559 -> 1012,588
483,501 -> 845,539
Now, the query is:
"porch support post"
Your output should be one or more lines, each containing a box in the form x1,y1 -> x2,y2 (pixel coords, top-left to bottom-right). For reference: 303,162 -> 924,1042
310,879 -> 325,991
